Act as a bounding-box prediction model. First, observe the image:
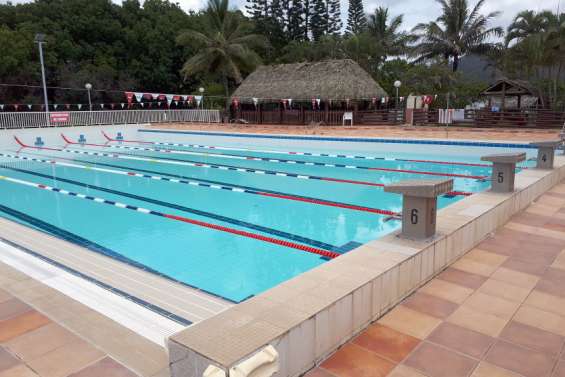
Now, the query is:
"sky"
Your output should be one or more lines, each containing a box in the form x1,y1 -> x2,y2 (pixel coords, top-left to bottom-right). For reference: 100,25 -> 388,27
1,0 -> 562,31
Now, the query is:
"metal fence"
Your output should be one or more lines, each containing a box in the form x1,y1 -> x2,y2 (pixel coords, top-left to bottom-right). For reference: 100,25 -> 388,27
0,109 -> 221,129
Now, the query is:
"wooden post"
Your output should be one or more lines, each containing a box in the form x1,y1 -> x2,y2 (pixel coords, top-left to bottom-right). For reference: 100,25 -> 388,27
324,100 -> 329,123
259,104 -> 263,124
501,82 -> 507,111
353,101 -> 359,125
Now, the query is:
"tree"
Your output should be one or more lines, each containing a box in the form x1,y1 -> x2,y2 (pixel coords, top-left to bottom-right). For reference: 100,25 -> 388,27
310,0 -> 329,41
346,0 -> 367,35
505,10 -> 553,46
503,11 -> 565,108
367,7 -> 412,63
411,0 -> 503,71
287,0 -> 308,41
177,0 -> 266,105
326,0 -> 342,35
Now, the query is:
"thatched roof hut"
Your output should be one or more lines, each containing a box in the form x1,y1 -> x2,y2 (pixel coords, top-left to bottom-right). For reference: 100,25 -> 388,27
232,59 -> 388,103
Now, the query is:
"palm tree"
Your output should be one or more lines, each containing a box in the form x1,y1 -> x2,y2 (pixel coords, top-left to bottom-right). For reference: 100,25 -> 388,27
506,10 -> 553,46
411,0 -> 503,71
367,7 -> 413,62
176,0 -> 266,104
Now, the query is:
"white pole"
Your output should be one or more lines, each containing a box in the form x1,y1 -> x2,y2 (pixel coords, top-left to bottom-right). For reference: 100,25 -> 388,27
36,35 -> 50,126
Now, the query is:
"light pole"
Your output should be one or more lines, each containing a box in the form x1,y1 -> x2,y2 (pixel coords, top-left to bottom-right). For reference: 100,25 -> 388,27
35,33 -> 49,126
394,80 -> 402,109
199,87 -> 205,109
85,83 -> 93,125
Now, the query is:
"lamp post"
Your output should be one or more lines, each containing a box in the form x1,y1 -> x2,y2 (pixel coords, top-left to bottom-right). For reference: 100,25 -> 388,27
85,83 -> 93,125
394,80 -> 402,109
199,87 -> 205,109
35,33 -> 50,126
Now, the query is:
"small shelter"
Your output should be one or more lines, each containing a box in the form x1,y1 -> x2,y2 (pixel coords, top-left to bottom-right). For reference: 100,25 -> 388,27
480,78 -> 540,110
231,59 -> 388,111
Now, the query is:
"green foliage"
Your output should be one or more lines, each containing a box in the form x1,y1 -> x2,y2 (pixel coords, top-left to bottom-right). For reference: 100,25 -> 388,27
0,0 -> 200,103
411,0 -> 503,71
176,0 -> 266,106
345,0 -> 366,35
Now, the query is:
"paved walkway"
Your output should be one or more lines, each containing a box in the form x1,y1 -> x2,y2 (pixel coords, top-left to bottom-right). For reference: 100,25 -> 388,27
0,288 -> 138,377
306,183 -> 565,377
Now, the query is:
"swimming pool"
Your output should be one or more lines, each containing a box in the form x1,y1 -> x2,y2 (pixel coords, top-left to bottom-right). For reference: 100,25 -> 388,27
0,129 -> 535,302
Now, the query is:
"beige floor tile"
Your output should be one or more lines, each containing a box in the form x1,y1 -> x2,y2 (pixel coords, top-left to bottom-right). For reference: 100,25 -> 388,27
27,339 -> 105,377
552,250 -> 565,271
0,365 -> 39,377
378,306 -> 441,340
507,222 -> 565,241
465,249 -> 508,267
418,279 -> 474,305
389,364 -> 428,377
447,306 -> 509,337
462,292 -> 521,320
451,259 -> 499,277
471,361 -> 525,377
524,290 -> 565,317
490,268 -> 540,290
5,323 -> 82,362
513,305 -> 565,337
478,279 -> 532,303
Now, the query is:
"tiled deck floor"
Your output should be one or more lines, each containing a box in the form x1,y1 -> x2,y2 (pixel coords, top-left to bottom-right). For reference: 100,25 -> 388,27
307,184 -> 565,377
0,288 -> 139,377
150,123 -> 561,142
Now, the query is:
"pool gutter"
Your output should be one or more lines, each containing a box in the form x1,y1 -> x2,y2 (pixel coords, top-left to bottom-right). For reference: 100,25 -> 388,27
167,153 -> 565,377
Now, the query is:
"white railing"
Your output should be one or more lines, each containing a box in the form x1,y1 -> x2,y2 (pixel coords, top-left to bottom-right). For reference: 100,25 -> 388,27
0,109 -> 221,129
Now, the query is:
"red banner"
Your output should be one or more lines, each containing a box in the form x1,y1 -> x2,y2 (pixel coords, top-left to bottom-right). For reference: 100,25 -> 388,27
125,92 -> 134,105
50,112 -> 70,123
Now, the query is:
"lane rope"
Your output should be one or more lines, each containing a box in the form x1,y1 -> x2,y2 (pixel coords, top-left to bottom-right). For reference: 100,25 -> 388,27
67,134 -> 489,180
101,131 -> 496,168
14,137 -> 473,196
1,152 -> 398,215
1,164 -> 339,252
0,174 -> 340,259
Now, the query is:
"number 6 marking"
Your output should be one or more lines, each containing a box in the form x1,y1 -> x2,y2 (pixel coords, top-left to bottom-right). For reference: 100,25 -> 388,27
411,209 -> 419,224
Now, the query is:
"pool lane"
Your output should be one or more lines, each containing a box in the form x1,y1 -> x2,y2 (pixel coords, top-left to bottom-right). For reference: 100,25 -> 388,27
0,155 -> 401,247
62,145 -> 490,190
4,152 -> 403,217
100,131 -> 511,168
62,135 -> 490,180
10,145 -> 476,212
0,164 -> 342,252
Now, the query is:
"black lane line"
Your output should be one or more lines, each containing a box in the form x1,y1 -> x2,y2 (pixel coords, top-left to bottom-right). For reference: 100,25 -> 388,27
0,165 -> 340,252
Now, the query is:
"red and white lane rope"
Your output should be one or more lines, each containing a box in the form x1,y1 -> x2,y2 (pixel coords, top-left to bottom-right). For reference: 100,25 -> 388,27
101,131 -> 494,168
0,174 -> 340,259
13,137 -> 473,195
68,134 -> 488,180
0,152 -> 399,215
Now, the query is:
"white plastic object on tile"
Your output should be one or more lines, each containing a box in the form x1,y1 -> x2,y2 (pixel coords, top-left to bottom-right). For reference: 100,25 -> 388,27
229,345 -> 279,377
203,365 -> 226,377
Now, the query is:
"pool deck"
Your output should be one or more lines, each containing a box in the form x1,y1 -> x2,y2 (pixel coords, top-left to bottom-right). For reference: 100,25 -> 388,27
148,123 -> 561,142
2,124 -> 565,377
306,185 -> 565,377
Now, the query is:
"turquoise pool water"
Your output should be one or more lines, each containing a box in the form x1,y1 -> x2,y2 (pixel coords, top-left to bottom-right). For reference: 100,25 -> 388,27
0,132 -> 534,302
